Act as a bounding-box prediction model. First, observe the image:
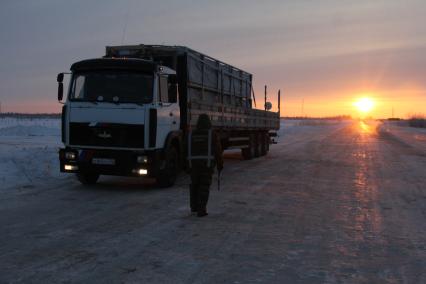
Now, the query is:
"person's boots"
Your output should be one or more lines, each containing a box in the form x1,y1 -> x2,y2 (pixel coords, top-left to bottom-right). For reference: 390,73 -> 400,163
197,209 -> 208,217
190,185 -> 198,213
198,186 -> 209,217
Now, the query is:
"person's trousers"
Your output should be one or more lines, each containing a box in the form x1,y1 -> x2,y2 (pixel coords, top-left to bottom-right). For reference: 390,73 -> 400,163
190,168 -> 213,212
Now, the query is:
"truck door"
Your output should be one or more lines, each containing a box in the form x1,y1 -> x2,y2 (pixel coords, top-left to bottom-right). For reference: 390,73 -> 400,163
156,75 -> 180,148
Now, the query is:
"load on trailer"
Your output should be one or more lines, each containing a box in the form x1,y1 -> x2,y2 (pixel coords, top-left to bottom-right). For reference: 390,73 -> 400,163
57,45 -> 280,187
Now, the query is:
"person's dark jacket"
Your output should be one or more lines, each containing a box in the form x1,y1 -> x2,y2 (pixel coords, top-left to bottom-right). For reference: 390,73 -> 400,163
186,114 -> 223,172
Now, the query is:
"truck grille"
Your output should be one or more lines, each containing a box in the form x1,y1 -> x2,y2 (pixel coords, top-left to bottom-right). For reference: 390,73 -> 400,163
69,123 -> 144,148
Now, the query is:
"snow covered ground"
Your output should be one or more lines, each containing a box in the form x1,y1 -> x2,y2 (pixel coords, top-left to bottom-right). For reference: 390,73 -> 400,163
1,118 -> 425,283
0,117 -> 367,190
0,117 -> 69,190
379,120 -> 426,152
1,117 -> 423,192
0,117 -> 348,191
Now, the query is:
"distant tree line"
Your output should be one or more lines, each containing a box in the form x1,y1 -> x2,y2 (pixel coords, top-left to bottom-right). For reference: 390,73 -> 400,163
408,114 -> 426,128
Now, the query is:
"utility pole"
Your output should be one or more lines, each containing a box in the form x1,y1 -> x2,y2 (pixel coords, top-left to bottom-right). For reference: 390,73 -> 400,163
301,98 -> 304,117
264,85 -> 267,111
392,106 -> 394,118
278,89 -> 281,117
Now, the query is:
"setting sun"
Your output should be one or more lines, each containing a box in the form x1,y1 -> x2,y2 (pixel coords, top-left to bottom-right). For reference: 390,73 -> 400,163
354,97 -> 375,113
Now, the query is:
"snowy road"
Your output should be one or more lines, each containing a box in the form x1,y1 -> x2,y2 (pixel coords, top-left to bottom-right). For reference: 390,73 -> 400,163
0,120 -> 425,283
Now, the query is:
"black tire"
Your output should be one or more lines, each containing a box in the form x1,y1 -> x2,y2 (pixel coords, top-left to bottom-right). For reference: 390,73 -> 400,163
260,132 -> 267,156
266,132 -> 270,152
76,172 -> 99,185
254,132 -> 261,158
156,146 -> 178,188
242,133 -> 256,160
241,147 -> 251,160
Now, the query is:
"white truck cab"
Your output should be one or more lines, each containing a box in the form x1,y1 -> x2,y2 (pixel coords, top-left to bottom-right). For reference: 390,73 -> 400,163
58,58 -> 182,187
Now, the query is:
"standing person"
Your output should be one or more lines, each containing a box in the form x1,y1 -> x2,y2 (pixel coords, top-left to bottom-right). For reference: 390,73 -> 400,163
187,114 -> 223,217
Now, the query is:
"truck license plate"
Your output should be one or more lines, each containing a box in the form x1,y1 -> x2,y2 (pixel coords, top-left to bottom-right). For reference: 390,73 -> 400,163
92,158 -> 115,165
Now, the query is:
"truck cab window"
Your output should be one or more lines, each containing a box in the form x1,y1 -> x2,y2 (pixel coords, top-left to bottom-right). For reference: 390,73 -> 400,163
73,76 -> 86,99
69,71 -> 153,104
159,76 -> 169,103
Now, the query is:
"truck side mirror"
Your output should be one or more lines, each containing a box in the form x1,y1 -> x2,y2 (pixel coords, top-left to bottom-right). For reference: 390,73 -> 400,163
57,73 -> 64,101
58,83 -> 64,101
57,73 -> 64,83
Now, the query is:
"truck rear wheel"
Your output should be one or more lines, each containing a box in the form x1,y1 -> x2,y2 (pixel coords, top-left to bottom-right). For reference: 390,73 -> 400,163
260,132 -> 268,156
259,132 -> 266,156
266,133 -> 270,152
242,133 -> 256,160
76,172 -> 99,185
156,146 -> 178,188
241,147 -> 251,160
254,132 -> 262,158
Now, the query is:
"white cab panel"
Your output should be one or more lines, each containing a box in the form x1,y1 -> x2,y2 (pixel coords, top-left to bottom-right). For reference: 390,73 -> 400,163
156,103 -> 180,148
69,102 -> 146,125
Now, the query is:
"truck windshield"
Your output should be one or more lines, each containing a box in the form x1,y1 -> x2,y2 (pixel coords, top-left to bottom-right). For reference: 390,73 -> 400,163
69,71 -> 153,104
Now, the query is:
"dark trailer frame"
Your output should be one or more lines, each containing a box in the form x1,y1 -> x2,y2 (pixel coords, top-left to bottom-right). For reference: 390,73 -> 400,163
105,44 -> 279,131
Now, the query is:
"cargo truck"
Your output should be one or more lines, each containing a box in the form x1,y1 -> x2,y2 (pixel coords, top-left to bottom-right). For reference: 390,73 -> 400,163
57,45 -> 280,187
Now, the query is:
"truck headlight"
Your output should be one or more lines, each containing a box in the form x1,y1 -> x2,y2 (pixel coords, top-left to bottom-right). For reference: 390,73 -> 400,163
137,156 -> 148,163
133,168 -> 148,175
65,152 -> 76,160
64,164 -> 78,171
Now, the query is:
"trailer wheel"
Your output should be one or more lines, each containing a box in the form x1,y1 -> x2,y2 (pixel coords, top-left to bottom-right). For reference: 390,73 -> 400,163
241,147 -> 251,160
254,132 -> 262,158
156,146 -> 178,188
260,132 -> 267,156
76,172 -> 99,185
242,132 -> 256,160
266,132 -> 270,152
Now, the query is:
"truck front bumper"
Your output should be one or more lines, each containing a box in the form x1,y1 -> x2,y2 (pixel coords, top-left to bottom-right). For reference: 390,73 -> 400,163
59,148 -> 162,178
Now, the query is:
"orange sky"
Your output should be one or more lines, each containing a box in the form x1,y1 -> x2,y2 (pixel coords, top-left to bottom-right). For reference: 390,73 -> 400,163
257,88 -> 426,119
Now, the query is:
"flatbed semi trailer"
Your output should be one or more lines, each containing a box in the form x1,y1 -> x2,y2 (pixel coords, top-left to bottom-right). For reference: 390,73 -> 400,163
57,44 -> 280,187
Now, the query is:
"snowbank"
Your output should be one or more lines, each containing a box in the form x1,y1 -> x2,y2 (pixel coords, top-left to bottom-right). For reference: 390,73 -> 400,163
379,121 -> 426,152
0,118 -> 68,190
278,119 -> 349,139
0,117 -> 350,191
0,117 -> 60,129
0,125 -> 59,136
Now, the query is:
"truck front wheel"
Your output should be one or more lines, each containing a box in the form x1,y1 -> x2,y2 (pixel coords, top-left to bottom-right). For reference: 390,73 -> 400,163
156,146 -> 178,188
76,172 -> 99,185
